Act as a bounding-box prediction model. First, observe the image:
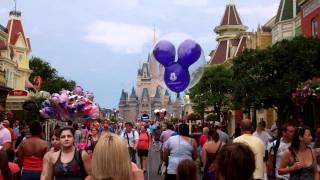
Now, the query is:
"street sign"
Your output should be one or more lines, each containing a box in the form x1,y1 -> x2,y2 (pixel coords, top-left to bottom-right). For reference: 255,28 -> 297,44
8,90 -> 28,96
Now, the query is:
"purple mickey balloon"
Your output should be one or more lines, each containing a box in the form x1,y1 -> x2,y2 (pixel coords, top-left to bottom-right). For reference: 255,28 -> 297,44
153,40 -> 176,67
164,62 -> 190,93
42,100 -> 51,108
67,105 -> 76,114
177,39 -> 201,68
44,107 -> 55,117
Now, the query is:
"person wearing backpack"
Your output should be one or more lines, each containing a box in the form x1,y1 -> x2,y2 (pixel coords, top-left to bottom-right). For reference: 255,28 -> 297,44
266,123 -> 295,180
201,128 -> 224,180
137,125 -> 151,172
121,122 -> 139,163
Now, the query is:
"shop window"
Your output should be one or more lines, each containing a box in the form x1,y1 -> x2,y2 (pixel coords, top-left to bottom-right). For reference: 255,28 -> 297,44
311,18 -> 318,37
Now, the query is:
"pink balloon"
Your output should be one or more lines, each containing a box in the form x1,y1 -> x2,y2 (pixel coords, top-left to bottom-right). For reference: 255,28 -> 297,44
59,93 -> 69,104
74,86 -> 83,95
83,104 -> 92,115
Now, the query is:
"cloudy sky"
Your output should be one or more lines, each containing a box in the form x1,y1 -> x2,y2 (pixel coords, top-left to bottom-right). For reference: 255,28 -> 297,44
0,0 -> 279,108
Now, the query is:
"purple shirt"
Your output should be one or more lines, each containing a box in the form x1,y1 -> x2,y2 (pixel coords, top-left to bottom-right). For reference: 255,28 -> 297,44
160,129 -> 174,143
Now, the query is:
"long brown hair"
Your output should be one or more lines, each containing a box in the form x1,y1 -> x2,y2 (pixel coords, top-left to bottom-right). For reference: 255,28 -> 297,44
216,143 -> 255,180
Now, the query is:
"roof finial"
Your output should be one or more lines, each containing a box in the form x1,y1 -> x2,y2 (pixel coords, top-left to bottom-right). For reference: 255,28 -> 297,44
229,0 -> 235,5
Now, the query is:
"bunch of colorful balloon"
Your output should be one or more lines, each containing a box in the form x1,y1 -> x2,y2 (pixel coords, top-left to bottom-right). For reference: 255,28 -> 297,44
39,86 -> 100,121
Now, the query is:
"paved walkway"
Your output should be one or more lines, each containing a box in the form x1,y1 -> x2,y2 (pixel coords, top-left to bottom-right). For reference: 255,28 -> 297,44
145,143 -> 162,180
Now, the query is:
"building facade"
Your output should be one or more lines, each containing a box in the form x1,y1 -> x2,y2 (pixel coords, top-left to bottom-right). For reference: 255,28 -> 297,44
0,10 -> 32,113
118,55 -> 182,122
300,0 -> 320,38
272,0 -> 302,43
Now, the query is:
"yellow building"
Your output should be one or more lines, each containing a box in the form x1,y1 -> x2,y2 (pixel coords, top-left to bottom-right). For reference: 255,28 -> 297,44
0,10 -> 32,112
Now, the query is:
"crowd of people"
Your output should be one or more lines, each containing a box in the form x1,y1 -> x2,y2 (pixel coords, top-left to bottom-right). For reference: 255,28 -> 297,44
0,116 -> 320,180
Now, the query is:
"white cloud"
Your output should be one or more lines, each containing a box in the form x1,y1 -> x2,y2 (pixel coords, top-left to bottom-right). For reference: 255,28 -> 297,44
108,0 -> 141,9
203,6 -> 225,15
237,2 -> 279,20
173,0 -> 209,7
83,20 -> 156,54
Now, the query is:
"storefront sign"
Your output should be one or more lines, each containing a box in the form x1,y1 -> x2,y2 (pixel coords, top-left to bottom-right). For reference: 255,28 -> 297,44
8,90 -> 28,96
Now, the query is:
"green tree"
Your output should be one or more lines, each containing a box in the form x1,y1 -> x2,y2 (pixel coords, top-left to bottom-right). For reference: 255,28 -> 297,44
189,65 -> 233,123
233,36 -> 320,125
29,57 -> 76,93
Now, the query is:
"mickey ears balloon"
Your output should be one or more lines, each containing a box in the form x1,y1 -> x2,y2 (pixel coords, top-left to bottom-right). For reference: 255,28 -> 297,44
152,35 -> 204,93
177,39 -> 202,68
153,40 -> 176,67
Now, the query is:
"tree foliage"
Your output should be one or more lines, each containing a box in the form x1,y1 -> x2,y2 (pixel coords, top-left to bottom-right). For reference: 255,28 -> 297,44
29,57 -> 76,93
189,65 -> 233,121
233,36 -> 320,122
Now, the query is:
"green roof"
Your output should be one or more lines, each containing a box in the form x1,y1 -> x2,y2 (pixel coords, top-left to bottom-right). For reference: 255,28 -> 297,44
275,0 -> 294,23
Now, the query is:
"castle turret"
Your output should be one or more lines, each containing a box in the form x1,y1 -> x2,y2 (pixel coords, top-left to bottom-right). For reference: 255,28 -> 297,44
127,87 -> 139,121
119,89 -> 127,105
129,87 -> 137,101
209,0 -> 248,65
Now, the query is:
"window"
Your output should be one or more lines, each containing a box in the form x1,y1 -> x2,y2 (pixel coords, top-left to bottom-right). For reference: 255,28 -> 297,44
311,18 -> 318,37
19,54 -> 23,62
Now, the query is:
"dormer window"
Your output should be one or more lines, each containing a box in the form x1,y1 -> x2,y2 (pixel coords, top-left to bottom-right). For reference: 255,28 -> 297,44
19,54 -> 23,62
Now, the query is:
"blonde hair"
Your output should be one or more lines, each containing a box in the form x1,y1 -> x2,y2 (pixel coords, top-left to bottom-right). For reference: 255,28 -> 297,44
203,127 -> 209,135
92,133 -> 132,180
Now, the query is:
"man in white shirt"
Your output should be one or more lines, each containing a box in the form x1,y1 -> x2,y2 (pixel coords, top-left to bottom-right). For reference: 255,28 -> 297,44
234,119 -> 265,180
121,122 -> 139,163
267,123 -> 295,180
0,120 -> 12,150
253,121 -> 272,146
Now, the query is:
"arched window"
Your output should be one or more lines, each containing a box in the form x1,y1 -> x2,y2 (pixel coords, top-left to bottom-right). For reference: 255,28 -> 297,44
312,17 -> 318,37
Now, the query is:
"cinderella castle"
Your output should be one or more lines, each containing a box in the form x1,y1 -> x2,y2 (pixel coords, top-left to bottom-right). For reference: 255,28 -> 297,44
118,49 -> 183,122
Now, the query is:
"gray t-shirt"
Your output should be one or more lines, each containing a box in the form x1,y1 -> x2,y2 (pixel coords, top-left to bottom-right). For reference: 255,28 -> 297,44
163,135 -> 193,175
217,129 -> 229,143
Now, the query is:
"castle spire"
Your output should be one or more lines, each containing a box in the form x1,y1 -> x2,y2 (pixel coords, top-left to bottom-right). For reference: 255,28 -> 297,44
152,25 -> 156,47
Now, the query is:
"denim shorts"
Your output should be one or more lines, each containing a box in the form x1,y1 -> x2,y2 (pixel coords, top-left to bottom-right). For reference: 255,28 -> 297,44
21,170 -> 42,180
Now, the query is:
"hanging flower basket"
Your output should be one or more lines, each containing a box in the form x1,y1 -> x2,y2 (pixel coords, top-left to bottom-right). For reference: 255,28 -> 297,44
292,78 -> 320,105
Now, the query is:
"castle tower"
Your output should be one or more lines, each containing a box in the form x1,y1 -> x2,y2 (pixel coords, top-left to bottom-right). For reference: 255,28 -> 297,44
139,88 -> 151,118
118,89 -> 129,120
209,0 -> 248,65
172,94 -> 182,119
127,87 -> 139,121
136,62 -> 152,97
153,86 -> 162,107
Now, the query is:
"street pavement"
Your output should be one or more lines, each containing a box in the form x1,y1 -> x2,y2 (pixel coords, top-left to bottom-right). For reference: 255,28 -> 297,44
145,143 -> 162,180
